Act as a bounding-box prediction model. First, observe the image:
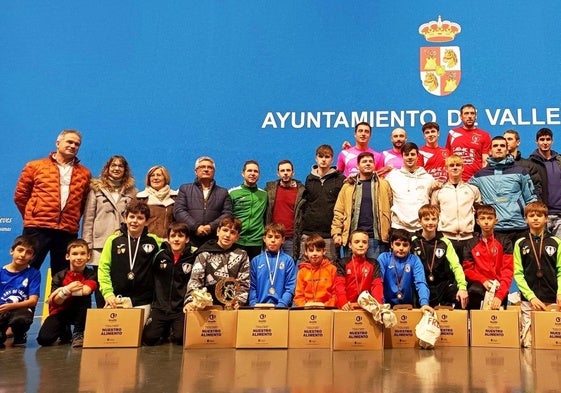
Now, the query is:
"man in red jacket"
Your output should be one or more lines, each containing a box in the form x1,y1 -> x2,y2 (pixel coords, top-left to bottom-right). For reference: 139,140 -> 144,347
14,129 -> 91,275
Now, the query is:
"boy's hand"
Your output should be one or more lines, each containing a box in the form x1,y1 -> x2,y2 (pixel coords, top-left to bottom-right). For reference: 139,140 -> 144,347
420,305 -> 435,314
183,303 -> 196,313
456,289 -> 469,309
376,166 -> 392,178
104,294 -> 117,308
342,301 -> 353,311
530,297 -> 547,311
0,303 -> 16,312
196,225 -> 211,236
557,294 -> 561,307
490,297 -> 502,310
66,281 -> 83,291
342,140 -> 351,150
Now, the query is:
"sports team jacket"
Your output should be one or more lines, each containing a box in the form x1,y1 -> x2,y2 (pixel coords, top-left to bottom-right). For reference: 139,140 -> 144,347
151,242 -> 196,313
98,223 -> 161,306
334,255 -> 383,307
462,234 -> 513,302
514,233 -> 561,304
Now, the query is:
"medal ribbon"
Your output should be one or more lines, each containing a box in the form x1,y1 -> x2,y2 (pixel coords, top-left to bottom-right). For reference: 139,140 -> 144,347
528,231 -> 544,273
419,238 -> 438,278
265,251 -> 280,291
127,234 -> 141,274
391,254 -> 406,296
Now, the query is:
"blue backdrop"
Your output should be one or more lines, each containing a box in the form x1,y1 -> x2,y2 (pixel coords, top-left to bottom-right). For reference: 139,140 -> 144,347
2,1 -> 561,257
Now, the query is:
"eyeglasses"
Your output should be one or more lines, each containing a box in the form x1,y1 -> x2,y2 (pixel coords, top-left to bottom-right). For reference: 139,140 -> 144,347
110,164 -> 125,169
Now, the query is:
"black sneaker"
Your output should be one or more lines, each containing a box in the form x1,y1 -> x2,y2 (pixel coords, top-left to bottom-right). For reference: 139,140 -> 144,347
12,333 -> 27,347
0,331 -> 6,349
71,332 -> 84,348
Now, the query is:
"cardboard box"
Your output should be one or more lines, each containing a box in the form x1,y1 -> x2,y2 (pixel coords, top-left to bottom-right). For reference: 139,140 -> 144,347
435,308 -> 469,347
287,349 -> 333,389
332,310 -> 383,350
384,308 -> 423,348
180,349 -> 236,391
235,350 -> 288,388
288,309 -> 333,348
531,309 -> 561,349
470,309 -> 519,348
184,309 -> 238,349
236,309 -> 289,348
83,308 -> 144,348
79,348 -> 140,391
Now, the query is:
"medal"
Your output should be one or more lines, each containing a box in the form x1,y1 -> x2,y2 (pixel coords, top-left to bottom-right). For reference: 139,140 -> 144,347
536,270 -> 543,278
396,292 -> 403,300
428,274 -> 434,282
127,234 -> 141,282
528,232 -> 545,280
265,251 -> 280,296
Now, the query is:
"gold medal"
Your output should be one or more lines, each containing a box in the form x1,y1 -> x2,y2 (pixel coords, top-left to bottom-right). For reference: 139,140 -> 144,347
127,271 -> 135,280
428,274 -> 434,282
396,292 -> 403,300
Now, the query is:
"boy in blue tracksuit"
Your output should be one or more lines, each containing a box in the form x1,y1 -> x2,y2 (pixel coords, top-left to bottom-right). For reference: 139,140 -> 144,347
378,229 -> 434,313
249,223 -> 296,307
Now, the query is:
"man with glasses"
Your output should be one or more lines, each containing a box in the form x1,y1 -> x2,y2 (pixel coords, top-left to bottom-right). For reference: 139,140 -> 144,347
174,156 -> 232,247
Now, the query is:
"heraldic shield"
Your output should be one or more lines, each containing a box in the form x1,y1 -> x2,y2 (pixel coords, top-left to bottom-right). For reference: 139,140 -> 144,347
420,46 -> 461,96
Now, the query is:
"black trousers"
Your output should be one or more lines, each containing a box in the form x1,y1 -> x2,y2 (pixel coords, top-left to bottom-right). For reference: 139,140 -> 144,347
37,301 -> 89,346
23,227 -> 77,275
0,308 -> 34,342
143,309 -> 185,345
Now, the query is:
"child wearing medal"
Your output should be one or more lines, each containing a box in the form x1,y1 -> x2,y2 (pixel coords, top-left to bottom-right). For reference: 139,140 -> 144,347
514,201 -> 561,346
411,204 -> 468,308
334,230 -> 383,310
293,234 -> 338,307
143,222 -> 195,345
378,229 -> 433,313
462,204 -> 513,310
248,223 -> 296,307
98,201 -> 161,322
184,216 -> 250,309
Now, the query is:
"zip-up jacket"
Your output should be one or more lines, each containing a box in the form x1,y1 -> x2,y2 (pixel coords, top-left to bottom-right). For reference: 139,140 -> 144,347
151,242 -> 196,313
431,181 -> 481,240
334,255 -> 383,307
514,233 -> 561,304
229,183 -> 267,247
174,179 -> 232,246
469,155 -> 536,231
331,174 -> 392,245
98,224 -> 161,306
14,154 -> 91,234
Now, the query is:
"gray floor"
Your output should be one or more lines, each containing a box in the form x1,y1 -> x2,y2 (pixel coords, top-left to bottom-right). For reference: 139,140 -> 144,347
0,314 -> 559,393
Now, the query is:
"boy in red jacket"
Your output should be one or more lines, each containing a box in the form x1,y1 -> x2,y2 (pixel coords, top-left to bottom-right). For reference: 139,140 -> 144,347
462,205 -> 513,309
335,230 -> 383,309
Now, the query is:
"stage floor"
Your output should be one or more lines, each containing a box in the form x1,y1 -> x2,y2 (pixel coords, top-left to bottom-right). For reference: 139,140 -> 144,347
0,315 -> 558,393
